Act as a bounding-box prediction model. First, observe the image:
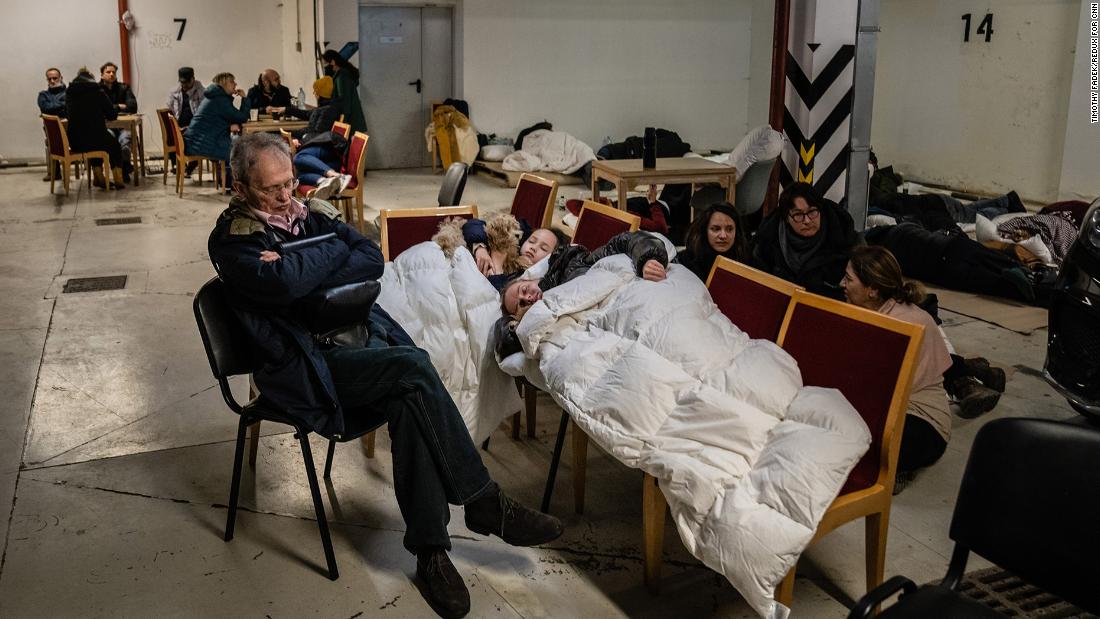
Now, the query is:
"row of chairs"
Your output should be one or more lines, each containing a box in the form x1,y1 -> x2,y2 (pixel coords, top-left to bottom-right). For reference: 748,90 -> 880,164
541,256 -> 925,611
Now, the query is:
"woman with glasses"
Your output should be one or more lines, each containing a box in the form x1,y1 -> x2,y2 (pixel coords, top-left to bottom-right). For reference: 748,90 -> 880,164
184,72 -> 251,186
751,182 -> 858,299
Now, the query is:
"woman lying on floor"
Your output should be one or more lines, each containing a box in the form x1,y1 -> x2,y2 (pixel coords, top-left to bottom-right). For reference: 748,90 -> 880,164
841,246 -> 1007,491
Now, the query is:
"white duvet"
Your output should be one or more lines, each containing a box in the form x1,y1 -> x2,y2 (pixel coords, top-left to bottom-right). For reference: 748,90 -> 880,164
502,129 -> 595,175
513,254 -> 871,618
376,242 -> 521,443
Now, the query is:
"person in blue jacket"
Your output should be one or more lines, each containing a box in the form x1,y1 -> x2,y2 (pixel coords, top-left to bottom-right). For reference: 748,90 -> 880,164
38,67 -> 67,181
208,133 -> 563,619
185,72 -> 251,184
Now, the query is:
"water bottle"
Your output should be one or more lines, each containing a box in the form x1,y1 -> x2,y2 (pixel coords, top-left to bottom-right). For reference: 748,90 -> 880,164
642,127 -> 657,169
297,87 -> 307,107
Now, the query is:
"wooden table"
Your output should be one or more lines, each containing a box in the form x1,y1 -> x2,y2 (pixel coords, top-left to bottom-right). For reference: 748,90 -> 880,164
591,158 -> 737,210
243,119 -> 309,134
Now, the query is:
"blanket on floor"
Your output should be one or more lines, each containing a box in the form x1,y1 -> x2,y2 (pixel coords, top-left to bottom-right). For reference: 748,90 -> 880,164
514,255 -> 871,618
377,242 -> 521,443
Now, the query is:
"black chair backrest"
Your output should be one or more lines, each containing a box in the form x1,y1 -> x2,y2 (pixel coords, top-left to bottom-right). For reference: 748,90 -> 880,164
193,277 -> 259,381
950,417 -> 1100,613
437,162 -> 469,207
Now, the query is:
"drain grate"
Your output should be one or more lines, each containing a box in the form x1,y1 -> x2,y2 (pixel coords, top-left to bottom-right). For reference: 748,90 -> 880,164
62,275 -> 128,294
95,217 -> 142,226
942,567 -> 1098,617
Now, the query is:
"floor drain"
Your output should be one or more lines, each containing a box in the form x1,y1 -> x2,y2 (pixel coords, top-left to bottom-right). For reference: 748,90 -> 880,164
62,275 -> 128,293
95,217 -> 142,226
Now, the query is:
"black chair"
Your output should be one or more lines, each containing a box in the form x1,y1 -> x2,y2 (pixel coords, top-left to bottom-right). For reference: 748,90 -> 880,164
437,162 -> 469,207
193,277 -> 382,581
849,417 -> 1100,618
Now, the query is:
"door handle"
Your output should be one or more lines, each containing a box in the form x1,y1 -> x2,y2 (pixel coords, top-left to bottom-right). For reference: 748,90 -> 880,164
407,78 -> 422,94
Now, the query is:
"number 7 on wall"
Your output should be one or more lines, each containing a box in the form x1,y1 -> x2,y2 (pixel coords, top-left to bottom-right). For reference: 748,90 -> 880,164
961,13 -> 994,43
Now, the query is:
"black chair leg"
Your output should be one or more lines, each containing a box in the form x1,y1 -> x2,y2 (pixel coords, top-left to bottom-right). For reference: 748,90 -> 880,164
298,431 -> 339,580
323,440 -> 336,480
225,416 -> 249,542
541,411 -> 571,513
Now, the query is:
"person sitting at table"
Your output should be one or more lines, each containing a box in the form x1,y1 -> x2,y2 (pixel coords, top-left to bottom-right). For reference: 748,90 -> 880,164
752,181 -> 858,299
99,61 -> 136,182
38,67 -> 67,181
167,66 -> 205,175
322,50 -> 366,135
65,68 -> 126,189
246,69 -> 308,120
290,77 -> 340,144
675,201 -> 749,281
184,72 -> 251,186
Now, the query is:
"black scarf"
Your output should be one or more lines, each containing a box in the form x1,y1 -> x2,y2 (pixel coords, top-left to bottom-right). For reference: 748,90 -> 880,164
779,221 -> 826,275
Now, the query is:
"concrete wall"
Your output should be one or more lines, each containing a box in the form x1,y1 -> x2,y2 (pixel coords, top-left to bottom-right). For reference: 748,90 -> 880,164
3,0 -> 318,161
1058,0 -> 1100,201
871,0 -> 1079,202
460,0 -> 755,153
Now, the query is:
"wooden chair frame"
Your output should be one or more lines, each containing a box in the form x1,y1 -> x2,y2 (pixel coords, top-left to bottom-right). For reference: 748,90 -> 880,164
511,173 -> 559,230
705,255 -> 802,299
572,199 -> 641,241
331,120 -> 351,140
639,289 -> 924,600
279,129 -> 297,155
155,108 -> 175,185
41,114 -> 110,196
169,114 -> 224,197
329,132 -> 369,230
379,205 -> 479,262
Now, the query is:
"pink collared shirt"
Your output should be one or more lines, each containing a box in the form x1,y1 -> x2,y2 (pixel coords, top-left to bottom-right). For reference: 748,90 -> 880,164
249,199 -> 307,235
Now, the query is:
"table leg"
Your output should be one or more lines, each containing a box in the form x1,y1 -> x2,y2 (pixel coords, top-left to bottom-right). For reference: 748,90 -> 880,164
726,174 -> 736,205
137,122 -> 146,181
591,172 -> 601,203
130,122 -> 139,186
617,181 -> 628,211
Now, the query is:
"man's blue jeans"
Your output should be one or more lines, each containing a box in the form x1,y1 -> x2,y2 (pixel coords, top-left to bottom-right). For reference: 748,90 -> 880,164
321,342 -> 493,554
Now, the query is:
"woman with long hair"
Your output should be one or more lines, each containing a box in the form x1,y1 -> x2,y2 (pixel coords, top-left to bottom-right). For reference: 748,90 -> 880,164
677,201 -> 748,281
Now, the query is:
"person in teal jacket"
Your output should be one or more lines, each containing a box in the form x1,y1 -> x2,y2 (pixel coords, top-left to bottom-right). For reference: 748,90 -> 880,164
184,72 -> 251,182
322,50 -> 366,135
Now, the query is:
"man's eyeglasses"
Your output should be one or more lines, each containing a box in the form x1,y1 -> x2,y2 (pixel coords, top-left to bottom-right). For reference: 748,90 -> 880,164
251,178 -> 299,198
787,208 -> 821,224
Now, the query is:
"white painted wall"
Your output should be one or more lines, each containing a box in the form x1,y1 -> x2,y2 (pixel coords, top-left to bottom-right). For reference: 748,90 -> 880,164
871,0 -> 1079,202
1058,0 -> 1100,201
460,0 -> 755,153
3,0 -> 318,161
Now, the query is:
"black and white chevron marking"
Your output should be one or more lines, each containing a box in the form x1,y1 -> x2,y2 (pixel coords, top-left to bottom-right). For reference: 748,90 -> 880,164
781,44 -> 855,202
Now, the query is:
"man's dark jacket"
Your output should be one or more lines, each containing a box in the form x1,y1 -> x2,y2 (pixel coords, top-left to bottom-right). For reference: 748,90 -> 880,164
208,199 -> 409,438
38,85 -> 67,117
65,78 -> 118,153
247,84 -> 293,112
100,80 -> 137,113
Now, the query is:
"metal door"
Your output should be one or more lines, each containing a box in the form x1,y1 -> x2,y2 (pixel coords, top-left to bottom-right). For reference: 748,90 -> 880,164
359,6 -> 453,169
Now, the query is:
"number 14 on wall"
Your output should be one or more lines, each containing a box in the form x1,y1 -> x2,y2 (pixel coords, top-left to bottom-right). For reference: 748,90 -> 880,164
961,13 -> 994,42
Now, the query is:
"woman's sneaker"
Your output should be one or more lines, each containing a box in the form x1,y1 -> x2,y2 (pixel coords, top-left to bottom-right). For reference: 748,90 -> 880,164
309,175 -> 340,201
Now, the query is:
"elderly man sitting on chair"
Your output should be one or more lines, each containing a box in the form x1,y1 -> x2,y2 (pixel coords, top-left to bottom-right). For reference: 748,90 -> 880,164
207,133 -> 563,619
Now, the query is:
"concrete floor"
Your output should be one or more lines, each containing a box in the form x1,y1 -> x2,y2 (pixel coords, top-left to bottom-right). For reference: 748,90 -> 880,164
0,166 -> 1076,618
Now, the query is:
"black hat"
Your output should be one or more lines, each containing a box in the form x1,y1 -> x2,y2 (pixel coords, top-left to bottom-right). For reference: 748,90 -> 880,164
178,66 -> 195,82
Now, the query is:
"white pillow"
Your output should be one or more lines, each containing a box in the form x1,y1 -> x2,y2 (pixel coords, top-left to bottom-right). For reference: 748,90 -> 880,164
974,214 -> 1005,243
1017,235 -> 1055,265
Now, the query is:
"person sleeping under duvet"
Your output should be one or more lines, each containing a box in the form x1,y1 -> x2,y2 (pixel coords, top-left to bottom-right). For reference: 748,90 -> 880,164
436,213 -> 569,290
493,230 -> 669,357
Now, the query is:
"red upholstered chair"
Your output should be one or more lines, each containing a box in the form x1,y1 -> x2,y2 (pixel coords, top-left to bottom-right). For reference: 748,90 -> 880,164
379,205 -> 479,262
638,289 -> 924,598
332,132 -> 369,229
705,256 -> 802,342
509,173 -> 558,230
571,200 -> 640,251
155,108 -> 176,185
41,114 -> 110,196
772,290 -> 924,607
331,120 -> 351,140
